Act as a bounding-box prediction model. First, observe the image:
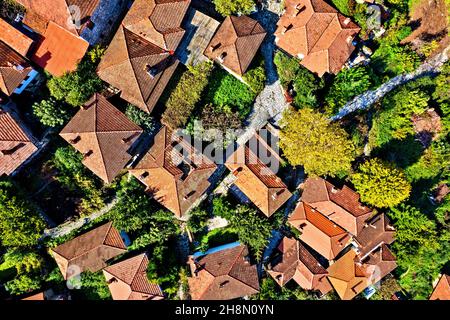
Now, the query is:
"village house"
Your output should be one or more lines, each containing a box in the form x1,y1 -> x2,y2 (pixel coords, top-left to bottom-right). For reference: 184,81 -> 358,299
266,236 -> 332,295
59,93 -> 143,184
187,242 -> 260,300
274,0 -> 360,76
129,126 -> 217,218
51,221 -> 127,280
15,0 -> 128,46
103,253 -> 164,300
225,127 -> 292,217
429,274 -> 450,300
204,15 -> 266,78
97,0 -> 191,114
0,109 -> 37,176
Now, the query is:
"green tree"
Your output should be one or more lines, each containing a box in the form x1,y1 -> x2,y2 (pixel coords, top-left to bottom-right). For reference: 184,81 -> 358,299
213,0 -> 254,16
32,98 -> 71,127
351,158 -> 411,208
125,104 -> 155,132
243,58 -> 266,94
1,249 -> 43,274
0,181 -> 46,248
5,274 -> 41,296
279,107 -> 355,176
274,51 -> 301,87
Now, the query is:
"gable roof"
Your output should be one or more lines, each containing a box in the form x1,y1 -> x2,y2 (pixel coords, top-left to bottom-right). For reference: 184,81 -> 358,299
288,201 -> 351,260
301,177 -> 373,236
31,21 -> 89,77
0,109 -> 37,175
274,0 -> 360,76
0,18 -> 34,57
360,244 -> 397,284
188,243 -> 259,300
129,126 -> 217,218
430,274 -> 450,300
225,132 -> 292,217
0,41 -> 33,96
16,0 -> 101,35
97,0 -> 190,113
204,15 -> 266,75
103,253 -> 164,300
267,237 -> 332,294
51,221 -> 127,279
355,213 -> 395,259
60,93 -> 143,183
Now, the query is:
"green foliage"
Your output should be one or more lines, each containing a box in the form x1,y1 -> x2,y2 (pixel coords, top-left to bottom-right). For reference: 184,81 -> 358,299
53,146 -> 85,174
88,45 -> 106,64
125,104 -> 155,132
200,104 -> 242,131
251,277 -> 311,300
1,249 -> 43,274
213,0 -> 254,16
330,0 -> 351,16
187,207 -> 210,235
205,68 -> 256,118
0,180 -> 46,248
162,62 -> 213,129
325,66 -> 374,115
47,57 -> 104,107
76,271 -> 111,300
351,158 -> 411,208
389,205 -> 450,299
243,58 -> 266,94
5,274 -> 42,296
274,51 -> 301,87
279,107 -> 355,177
212,197 -> 272,261
197,228 -> 239,253
32,98 -> 71,127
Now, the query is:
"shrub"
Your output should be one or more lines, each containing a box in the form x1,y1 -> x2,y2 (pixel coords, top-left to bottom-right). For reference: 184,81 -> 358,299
5,274 -> 41,296
201,104 -> 242,131
125,104 -> 155,132
32,98 -> 71,127
243,58 -> 266,94
213,0 -> 255,16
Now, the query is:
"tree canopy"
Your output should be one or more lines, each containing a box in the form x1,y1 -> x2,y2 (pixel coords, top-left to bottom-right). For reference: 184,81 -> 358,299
32,98 -> 71,127
213,0 -> 254,16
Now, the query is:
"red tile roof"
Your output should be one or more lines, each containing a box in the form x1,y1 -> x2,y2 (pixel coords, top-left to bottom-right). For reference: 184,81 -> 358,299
31,21 -> 89,77
288,201 -> 351,260
97,0 -> 190,113
429,274 -> 450,300
301,177 -> 373,235
51,221 -> 127,280
188,244 -> 259,300
225,131 -> 292,217
204,15 -> 266,75
355,213 -> 395,259
0,18 -> 34,57
60,94 -> 143,183
267,237 -> 332,295
0,109 -> 37,175
0,41 -> 33,96
274,0 -> 360,76
129,126 -> 217,218
103,253 -> 164,300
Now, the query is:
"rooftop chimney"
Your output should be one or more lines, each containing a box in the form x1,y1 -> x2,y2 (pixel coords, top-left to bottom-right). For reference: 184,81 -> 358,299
293,4 -> 305,16
210,42 -> 221,51
281,24 -> 293,34
343,17 -> 351,25
218,52 -> 227,63
346,35 -> 354,44
140,171 -> 149,179
83,150 -> 93,159
145,65 -> 157,79
69,135 -> 81,144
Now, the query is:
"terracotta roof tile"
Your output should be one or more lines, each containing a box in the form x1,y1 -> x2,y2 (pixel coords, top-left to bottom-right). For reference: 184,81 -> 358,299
129,126 -> 216,218
60,94 -> 143,183
51,222 -> 127,279
0,18 -> 34,57
355,214 -> 395,258
103,253 -> 164,300
204,15 -> 266,75
31,22 -> 89,77
275,0 -> 360,76
188,244 -> 259,300
0,41 -> 33,96
430,274 -> 450,300
0,109 -> 37,175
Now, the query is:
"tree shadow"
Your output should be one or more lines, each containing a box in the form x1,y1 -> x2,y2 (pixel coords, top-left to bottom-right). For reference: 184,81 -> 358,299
371,135 -> 425,169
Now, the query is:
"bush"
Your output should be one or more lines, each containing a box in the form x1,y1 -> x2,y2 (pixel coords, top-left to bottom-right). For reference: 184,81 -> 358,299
32,98 -> 71,127
213,0 -> 255,16
5,274 -> 41,296
351,158 -> 412,208
201,104 -> 242,131
243,57 -> 266,94
125,104 -> 155,132
76,271 -> 111,300
162,62 -> 213,129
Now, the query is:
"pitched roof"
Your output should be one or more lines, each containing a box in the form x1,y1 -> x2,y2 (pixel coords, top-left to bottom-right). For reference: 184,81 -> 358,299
129,126 -> 217,218
0,41 -> 33,96
188,244 -> 259,300
355,213 -> 395,259
225,132 -> 292,217
360,244 -> 397,284
97,0 -> 190,113
288,201 -> 351,260
0,109 -> 37,175
60,94 -> 143,183
31,21 -> 89,77
301,177 -> 373,236
204,16 -> 266,76
0,18 -> 34,57
274,0 -> 360,76
430,274 -> 450,300
16,0 -> 101,35
51,221 -> 127,279
103,253 -> 164,300
267,237 -> 332,294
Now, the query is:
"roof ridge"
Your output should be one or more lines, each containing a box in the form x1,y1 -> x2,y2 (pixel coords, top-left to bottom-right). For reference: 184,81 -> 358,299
129,253 -> 147,286
93,103 -> 110,182
308,13 -> 339,53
